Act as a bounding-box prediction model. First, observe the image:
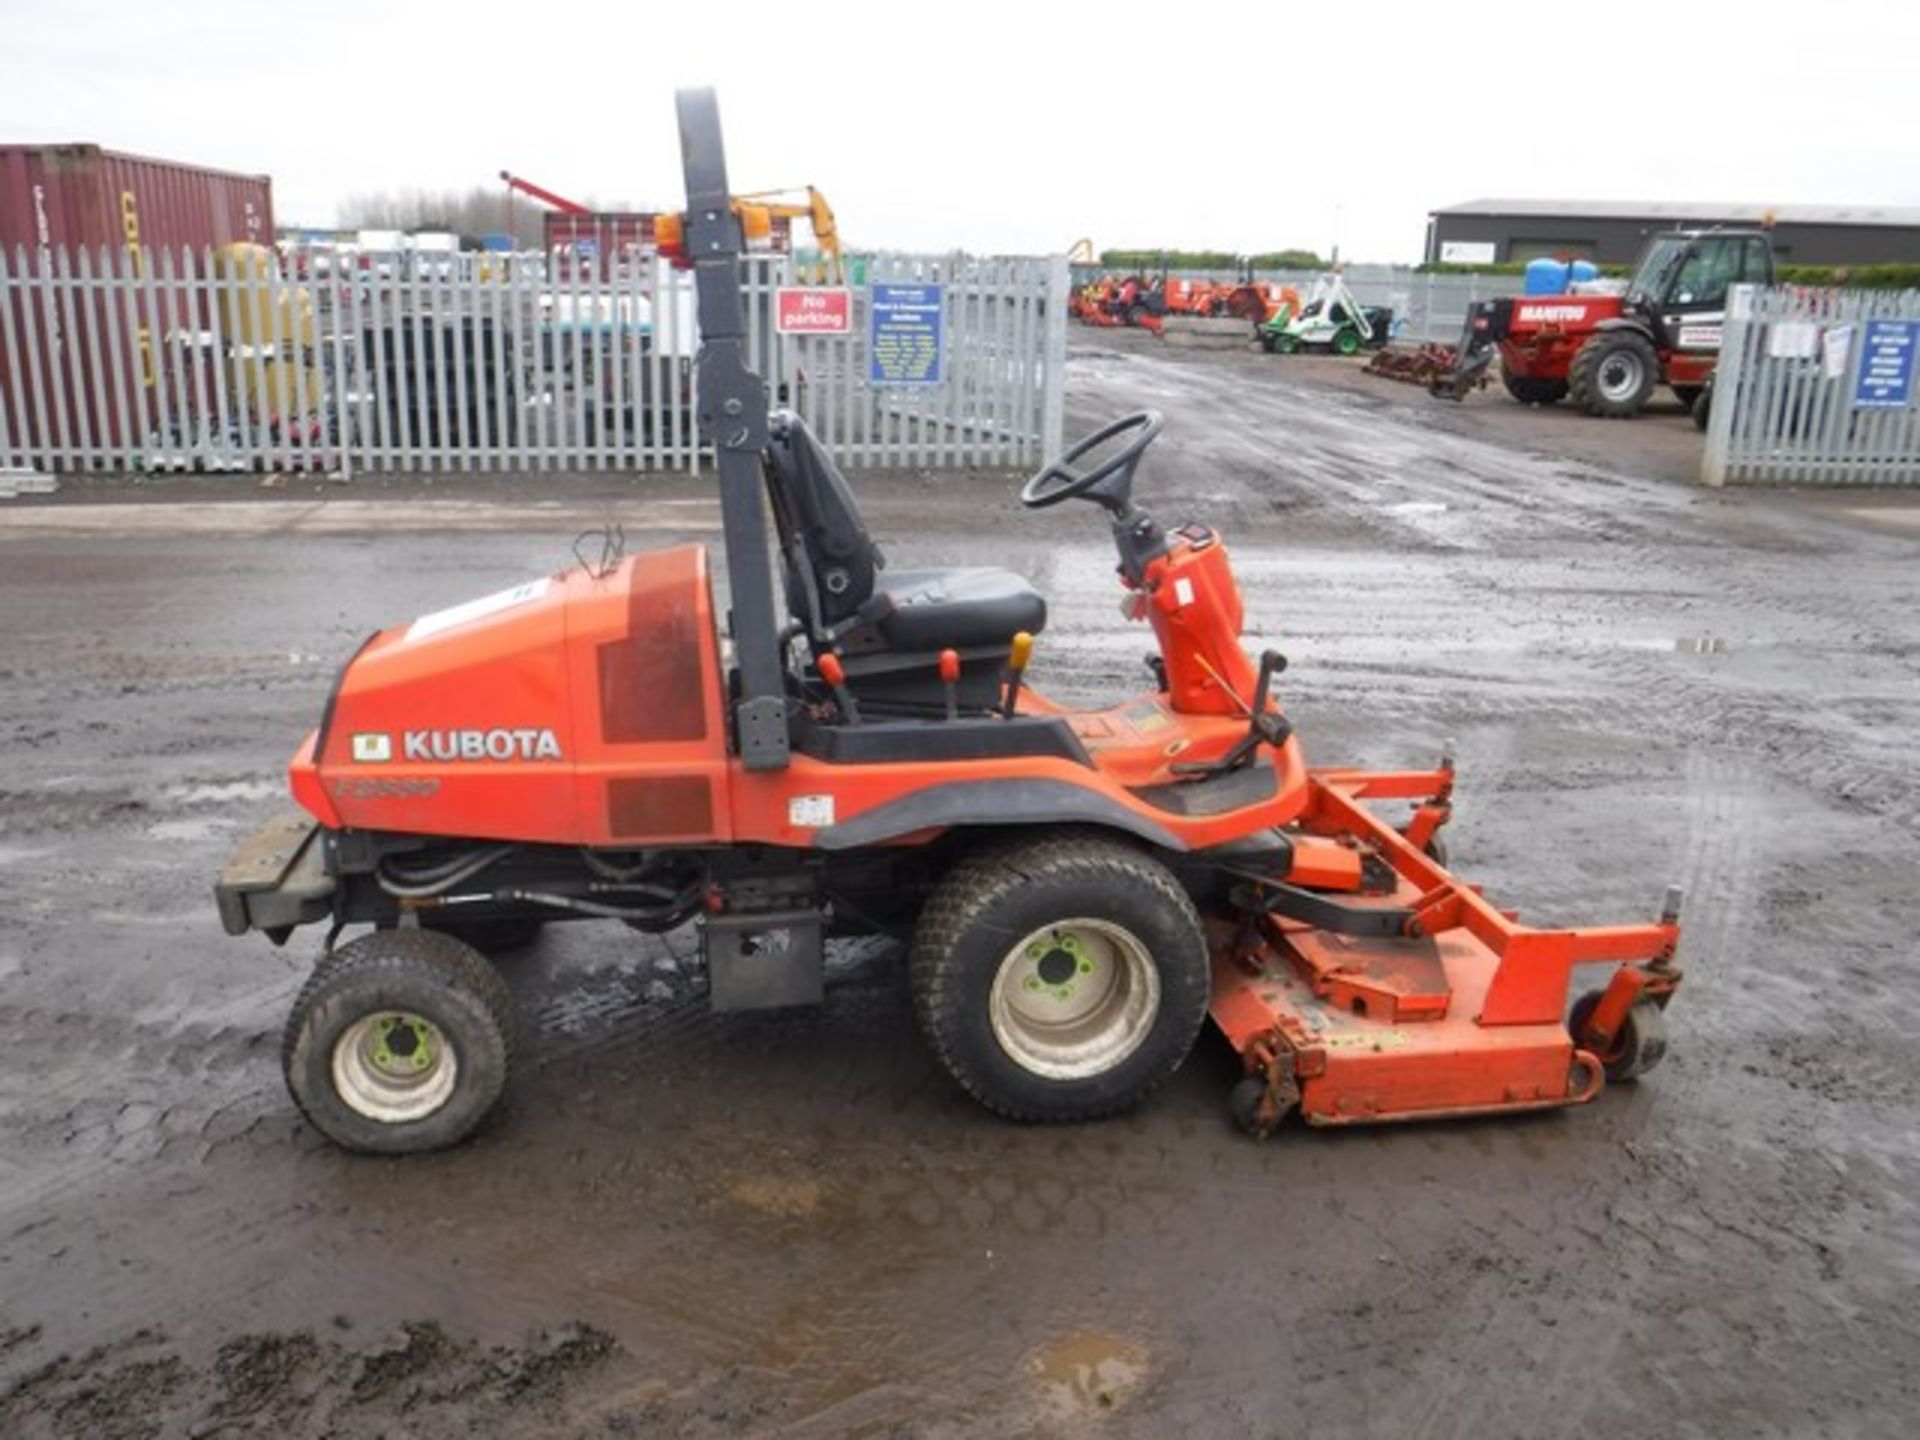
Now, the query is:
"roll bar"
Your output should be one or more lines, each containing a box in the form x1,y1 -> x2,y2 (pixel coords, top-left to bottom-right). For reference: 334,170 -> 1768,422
675,88 -> 790,770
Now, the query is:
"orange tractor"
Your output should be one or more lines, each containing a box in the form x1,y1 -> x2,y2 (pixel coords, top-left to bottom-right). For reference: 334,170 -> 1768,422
1070,273 -> 1165,332
217,90 -> 1684,1154
1078,274 -> 1300,336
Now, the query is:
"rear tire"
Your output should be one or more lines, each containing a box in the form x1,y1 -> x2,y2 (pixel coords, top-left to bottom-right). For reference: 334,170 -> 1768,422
910,832 -> 1209,1122
1671,383 -> 1702,412
1501,372 -> 1570,406
1691,382 -> 1714,431
283,929 -> 516,1154
1569,331 -> 1659,417
1568,990 -> 1669,1083
1334,327 -> 1360,357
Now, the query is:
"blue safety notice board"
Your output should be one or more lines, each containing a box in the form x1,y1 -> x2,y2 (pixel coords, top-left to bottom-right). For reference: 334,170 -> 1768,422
1853,320 -> 1916,409
869,284 -> 943,385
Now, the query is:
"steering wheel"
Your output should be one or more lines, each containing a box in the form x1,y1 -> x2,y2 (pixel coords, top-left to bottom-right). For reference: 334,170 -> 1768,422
1020,411 -> 1163,510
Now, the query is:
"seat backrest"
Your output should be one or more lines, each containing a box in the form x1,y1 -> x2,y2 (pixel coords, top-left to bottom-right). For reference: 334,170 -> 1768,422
763,411 -> 882,628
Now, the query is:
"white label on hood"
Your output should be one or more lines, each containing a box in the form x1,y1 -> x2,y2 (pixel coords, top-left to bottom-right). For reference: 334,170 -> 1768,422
407,579 -> 549,642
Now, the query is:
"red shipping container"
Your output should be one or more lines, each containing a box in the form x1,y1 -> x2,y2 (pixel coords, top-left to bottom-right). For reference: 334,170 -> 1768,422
0,145 -> 275,466
0,143 -> 273,257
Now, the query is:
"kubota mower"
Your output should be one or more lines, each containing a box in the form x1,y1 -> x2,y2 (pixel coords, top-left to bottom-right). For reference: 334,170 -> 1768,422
216,90 -> 1684,1155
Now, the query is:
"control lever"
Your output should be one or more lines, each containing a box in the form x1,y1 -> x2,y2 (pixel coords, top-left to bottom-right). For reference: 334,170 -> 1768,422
1002,632 -> 1034,719
817,651 -> 861,725
939,649 -> 961,720
1172,649 -> 1290,777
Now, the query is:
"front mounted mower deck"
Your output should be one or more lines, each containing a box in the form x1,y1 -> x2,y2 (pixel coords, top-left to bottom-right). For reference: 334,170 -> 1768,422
215,89 -> 1684,1155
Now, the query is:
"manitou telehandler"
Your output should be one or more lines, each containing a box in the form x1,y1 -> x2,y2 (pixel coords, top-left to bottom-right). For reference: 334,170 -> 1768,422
216,90 -> 1684,1154
1438,229 -> 1775,419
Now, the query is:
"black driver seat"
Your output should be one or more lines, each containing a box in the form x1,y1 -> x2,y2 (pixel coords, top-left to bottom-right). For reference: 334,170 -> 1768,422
763,411 -> 1046,659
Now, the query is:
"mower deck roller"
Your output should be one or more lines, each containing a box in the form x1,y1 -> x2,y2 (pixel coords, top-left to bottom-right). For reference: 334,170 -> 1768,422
215,90 -> 1684,1154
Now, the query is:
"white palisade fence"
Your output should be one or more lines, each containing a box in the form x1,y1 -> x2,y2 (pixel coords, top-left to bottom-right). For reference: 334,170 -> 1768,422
1704,284 -> 1920,486
0,246 -> 1067,477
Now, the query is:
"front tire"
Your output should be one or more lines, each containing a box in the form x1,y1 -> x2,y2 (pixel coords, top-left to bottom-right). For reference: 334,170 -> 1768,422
1569,331 -> 1659,417
283,929 -> 516,1154
910,832 -> 1209,1122
1502,372 -> 1570,406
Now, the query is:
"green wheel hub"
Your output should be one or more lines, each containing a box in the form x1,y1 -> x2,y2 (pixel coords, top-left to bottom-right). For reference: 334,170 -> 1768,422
332,1010 -> 460,1124
990,918 -> 1162,1080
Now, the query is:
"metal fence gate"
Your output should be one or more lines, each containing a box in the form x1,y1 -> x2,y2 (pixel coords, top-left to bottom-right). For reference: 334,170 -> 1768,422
0,246 -> 1067,477
1703,284 -> 1920,486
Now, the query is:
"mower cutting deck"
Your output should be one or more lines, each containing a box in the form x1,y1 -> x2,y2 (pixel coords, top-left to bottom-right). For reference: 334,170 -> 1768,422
214,89 -> 1683,1155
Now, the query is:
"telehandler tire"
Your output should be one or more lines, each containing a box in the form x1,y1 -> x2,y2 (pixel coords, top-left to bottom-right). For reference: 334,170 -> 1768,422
1502,373 -> 1569,406
283,929 -> 516,1154
1569,331 -> 1659,417
910,832 -> 1209,1122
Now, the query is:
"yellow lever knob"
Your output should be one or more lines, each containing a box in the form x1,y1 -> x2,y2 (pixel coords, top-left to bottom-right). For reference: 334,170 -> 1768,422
1008,632 -> 1034,673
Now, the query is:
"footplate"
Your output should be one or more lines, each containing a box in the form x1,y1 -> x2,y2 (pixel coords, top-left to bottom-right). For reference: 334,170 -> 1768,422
214,813 -> 335,939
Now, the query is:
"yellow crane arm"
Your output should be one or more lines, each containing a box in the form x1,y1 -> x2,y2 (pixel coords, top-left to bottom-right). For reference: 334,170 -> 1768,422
657,187 -> 842,284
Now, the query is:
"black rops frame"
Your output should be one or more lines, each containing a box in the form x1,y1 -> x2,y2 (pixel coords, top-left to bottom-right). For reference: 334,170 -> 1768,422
675,88 -> 790,771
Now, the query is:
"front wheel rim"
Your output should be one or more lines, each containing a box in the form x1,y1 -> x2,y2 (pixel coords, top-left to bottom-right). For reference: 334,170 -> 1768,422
989,918 -> 1161,1080
332,1011 -> 460,1123
1599,352 -> 1644,401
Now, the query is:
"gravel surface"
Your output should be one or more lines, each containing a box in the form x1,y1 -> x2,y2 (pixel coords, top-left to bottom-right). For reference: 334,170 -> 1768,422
2,326 -> 1916,1437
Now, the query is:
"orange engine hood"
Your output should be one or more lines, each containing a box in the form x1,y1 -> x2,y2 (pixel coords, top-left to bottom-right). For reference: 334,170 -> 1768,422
291,544 -> 732,845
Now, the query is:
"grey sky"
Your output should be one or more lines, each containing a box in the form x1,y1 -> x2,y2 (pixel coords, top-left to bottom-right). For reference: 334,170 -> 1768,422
5,0 -> 1918,262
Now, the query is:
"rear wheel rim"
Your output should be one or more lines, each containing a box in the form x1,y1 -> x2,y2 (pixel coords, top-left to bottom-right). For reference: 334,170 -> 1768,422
332,1011 -> 459,1123
989,918 -> 1161,1080
1599,351 -> 1645,401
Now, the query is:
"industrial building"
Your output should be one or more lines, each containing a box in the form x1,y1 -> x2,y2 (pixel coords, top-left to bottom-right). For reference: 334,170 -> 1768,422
1425,199 -> 1920,267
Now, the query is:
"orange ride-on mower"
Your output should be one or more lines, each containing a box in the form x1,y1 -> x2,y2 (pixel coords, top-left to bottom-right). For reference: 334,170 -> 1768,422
215,90 -> 1684,1154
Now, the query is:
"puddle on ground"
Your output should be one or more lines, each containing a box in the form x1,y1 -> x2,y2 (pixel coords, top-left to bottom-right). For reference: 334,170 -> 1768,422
1031,1330 -> 1150,1422
1380,500 -> 1449,515
146,816 -> 234,842
729,1176 -> 823,1219
1673,635 -> 1731,655
1600,636 -> 1732,655
165,779 -> 280,805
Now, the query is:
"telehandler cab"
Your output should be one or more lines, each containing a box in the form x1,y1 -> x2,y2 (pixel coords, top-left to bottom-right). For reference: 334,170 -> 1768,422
217,90 -> 1683,1153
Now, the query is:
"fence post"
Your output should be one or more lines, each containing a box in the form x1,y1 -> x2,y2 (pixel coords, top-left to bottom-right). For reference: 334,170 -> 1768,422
1700,283 -> 1751,487
1040,252 -> 1069,463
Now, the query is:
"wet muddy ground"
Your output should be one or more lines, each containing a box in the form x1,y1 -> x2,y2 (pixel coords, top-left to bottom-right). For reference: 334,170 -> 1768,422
2,327 -> 1917,1436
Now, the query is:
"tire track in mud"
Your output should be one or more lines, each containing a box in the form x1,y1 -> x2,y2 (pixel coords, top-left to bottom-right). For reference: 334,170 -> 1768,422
0,991 -> 292,1220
